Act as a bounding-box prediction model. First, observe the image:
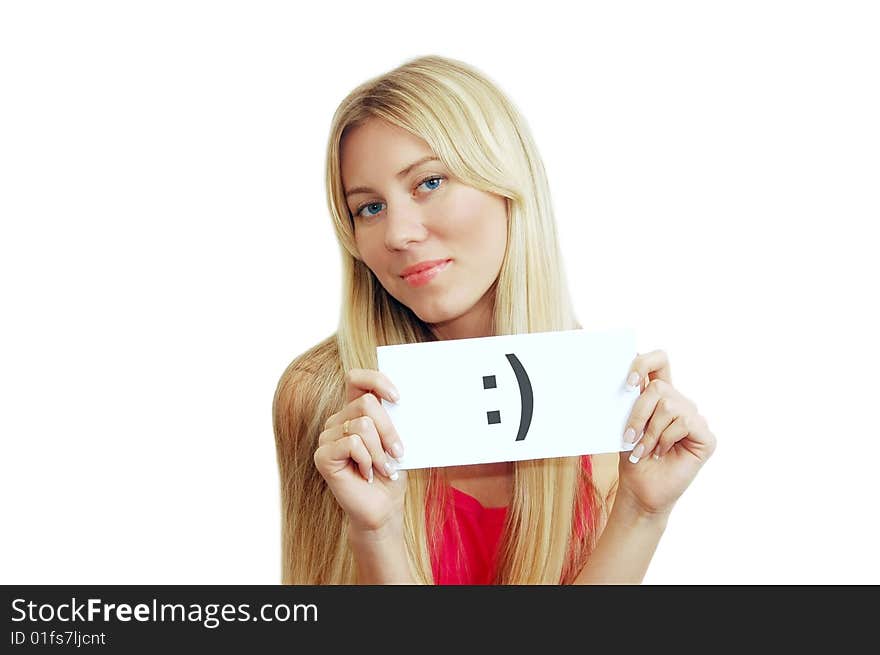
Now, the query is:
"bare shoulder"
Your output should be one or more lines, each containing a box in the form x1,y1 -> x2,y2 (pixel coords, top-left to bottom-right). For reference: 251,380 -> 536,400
590,452 -> 619,503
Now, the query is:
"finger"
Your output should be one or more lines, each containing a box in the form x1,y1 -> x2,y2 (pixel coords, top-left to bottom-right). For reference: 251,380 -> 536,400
344,368 -> 400,405
332,393 -> 405,459
626,349 -> 672,390
346,415 -> 400,480
677,414 -> 717,461
318,426 -> 335,447
641,394 -> 678,457
622,378 -> 667,445
633,392 -> 679,464
316,433 -> 374,483
323,410 -> 340,430
654,416 -> 690,459
627,381 -> 680,464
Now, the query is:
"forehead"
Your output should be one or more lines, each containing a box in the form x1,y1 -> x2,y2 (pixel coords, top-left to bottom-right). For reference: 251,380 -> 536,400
340,119 -> 436,182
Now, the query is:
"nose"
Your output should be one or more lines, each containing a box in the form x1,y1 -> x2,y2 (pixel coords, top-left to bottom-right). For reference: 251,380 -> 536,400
383,198 -> 429,251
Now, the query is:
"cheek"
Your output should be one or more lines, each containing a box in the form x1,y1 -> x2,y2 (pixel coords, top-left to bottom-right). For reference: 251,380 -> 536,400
354,236 -> 385,277
447,191 -> 505,237
462,197 -> 508,255
362,252 -> 386,279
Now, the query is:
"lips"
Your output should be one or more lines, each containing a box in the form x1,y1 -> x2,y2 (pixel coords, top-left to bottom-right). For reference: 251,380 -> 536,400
400,259 -> 452,288
399,258 -> 452,278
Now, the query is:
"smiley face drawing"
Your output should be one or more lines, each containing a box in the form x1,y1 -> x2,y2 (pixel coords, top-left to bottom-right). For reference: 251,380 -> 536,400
483,353 -> 534,442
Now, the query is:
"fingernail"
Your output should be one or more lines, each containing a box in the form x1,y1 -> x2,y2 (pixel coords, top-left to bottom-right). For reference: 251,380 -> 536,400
623,427 -> 636,443
389,471 -> 399,481
389,388 -> 400,403
390,441 -> 404,459
367,468 -> 374,484
626,371 -> 640,389
629,443 -> 645,464
652,452 -> 661,461
384,460 -> 399,477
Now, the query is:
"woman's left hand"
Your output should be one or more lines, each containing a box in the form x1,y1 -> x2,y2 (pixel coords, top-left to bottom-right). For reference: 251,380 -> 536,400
617,349 -> 717,517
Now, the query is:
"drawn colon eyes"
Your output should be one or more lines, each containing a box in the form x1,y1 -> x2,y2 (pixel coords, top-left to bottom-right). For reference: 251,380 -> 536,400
483,375 -> 500,425
483,354 -> 534,442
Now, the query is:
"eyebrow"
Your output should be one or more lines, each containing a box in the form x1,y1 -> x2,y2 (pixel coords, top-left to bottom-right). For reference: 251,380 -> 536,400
344,156 -> 441,198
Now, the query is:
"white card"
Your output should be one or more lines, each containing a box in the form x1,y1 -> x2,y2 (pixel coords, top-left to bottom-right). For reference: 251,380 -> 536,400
376,328 -> 639,470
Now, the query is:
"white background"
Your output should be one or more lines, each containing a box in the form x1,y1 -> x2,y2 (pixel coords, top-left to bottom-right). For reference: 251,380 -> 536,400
1,1 -> 877,584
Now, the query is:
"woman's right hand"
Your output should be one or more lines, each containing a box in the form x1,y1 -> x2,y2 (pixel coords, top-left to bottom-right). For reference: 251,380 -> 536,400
314,368 -> 407,536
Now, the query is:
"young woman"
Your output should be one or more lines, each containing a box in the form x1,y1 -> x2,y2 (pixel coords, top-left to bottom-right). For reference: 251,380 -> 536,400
273,55 -> 716,584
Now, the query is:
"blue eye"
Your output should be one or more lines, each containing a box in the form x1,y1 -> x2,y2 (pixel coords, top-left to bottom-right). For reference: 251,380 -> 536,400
354,175 -> 445,220
419,176 -> 443,192
359,202 -> 384,218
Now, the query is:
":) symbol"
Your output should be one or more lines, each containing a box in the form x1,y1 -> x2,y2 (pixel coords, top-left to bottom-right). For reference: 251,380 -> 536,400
482,353 -> 534,442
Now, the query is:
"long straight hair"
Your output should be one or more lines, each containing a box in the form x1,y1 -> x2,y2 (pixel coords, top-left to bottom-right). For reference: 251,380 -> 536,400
273,55 -> 607,584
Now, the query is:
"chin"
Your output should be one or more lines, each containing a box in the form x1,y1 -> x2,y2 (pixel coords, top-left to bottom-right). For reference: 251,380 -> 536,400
413,307 -> 458,325
408,298 -> 465,325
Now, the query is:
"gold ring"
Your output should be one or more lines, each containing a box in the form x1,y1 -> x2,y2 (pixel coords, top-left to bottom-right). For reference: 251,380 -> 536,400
342,419 -> 351,435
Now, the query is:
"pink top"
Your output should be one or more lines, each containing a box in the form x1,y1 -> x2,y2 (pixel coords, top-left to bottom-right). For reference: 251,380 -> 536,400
430,455 -> 593,585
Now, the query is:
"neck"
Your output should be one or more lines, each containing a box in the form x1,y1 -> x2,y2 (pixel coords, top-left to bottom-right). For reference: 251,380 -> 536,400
429,283 -> 497,341
444,461 -> 513,482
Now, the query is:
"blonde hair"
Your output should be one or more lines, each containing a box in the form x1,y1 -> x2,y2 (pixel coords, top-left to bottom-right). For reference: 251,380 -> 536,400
273,54 -> 607,584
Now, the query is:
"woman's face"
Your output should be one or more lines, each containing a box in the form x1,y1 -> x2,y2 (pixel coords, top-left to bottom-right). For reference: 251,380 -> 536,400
340,118 -> 508,340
